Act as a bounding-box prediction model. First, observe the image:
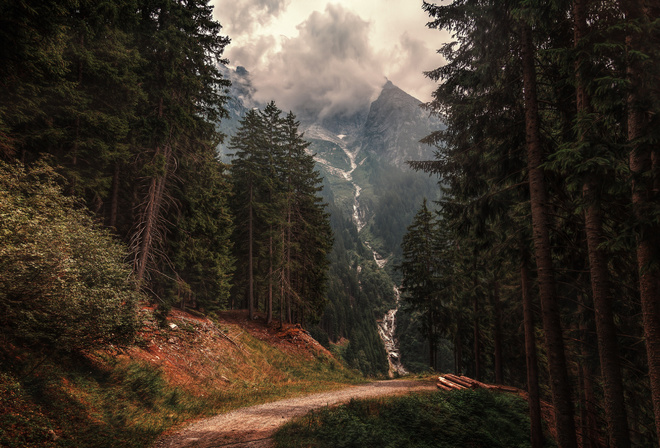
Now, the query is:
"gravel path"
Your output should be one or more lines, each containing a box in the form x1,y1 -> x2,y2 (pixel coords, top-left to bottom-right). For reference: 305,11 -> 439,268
154,379 -> 436,448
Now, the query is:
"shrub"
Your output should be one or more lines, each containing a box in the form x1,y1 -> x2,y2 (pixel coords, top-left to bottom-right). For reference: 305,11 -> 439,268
275,389 -> 546,448
0,161 -> 140,352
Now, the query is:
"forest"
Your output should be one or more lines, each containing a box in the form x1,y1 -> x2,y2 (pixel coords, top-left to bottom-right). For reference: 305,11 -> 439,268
2,0 -> 660,447
0,0 -> 336,332
397,0 -> 660,447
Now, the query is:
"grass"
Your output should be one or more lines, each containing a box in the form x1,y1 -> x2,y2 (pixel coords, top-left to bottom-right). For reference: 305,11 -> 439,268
0,317 -> 365,448
274,389 -> 557,448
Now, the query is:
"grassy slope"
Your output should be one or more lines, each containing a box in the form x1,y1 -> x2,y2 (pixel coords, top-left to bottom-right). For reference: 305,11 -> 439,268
0,309 -> 364,448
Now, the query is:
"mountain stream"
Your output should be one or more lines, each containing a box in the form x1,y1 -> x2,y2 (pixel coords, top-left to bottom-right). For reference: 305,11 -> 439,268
308,128 -> 407,377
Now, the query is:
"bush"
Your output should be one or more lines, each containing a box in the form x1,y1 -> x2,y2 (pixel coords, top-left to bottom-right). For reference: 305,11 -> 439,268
0,161 -> 141,352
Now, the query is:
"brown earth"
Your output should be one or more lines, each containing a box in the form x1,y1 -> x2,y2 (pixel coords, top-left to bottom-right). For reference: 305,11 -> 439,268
153,378 -> 437,448
122,308 -> 341,395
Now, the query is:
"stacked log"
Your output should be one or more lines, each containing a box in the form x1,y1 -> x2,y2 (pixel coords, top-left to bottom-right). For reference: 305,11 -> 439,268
436,374 -> 521,393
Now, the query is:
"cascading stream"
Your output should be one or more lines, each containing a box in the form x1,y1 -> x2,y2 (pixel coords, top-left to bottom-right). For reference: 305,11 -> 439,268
307,127 -> 406,376
377,286 -> 408,377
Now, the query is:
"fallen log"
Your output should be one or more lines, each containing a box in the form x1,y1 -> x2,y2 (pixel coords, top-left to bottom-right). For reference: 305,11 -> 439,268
443,374 -> 475,389
437,376 -> 467,390
436,382 -> 453,391
485,384 -> 520,393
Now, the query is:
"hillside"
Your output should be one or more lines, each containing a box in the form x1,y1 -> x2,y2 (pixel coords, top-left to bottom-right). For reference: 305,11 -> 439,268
0,309 -> 363,448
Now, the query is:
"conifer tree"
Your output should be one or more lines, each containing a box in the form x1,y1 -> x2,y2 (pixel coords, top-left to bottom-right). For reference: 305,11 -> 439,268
258,102 -> 285,322
619,1 -> 660,441
400,199 -> 443,369
230,109 -> 267,319
130,0 -> 230,284
283,112 -> 332,324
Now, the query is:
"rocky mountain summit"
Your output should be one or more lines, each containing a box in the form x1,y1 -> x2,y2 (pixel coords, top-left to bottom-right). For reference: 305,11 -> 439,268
357,80 -> 439,168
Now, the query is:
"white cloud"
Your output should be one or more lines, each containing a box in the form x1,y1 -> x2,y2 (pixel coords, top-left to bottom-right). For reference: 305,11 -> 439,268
213,0 -> 448,115
214,0 -> 291,35
248,4 -> 385,121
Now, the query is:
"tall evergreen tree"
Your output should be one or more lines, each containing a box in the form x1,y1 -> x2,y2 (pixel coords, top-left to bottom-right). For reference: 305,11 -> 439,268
520,16 -> 578,448
130,0 -> 230,284
400,199 -> 444,369
230,109 -> 267,319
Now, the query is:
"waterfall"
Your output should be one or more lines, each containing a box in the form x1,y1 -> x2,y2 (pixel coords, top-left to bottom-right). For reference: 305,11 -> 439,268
377,286 -> 408,377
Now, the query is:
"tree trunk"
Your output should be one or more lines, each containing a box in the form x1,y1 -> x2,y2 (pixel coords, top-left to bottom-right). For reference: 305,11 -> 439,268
493,282 -> 503,385
248,182 -> 255,320
584,180 -> 631,447
578,301 -> 601,448
521,255 -> 544,448
473,295 -> 481,382
268,231 -> 273,320
521,23 -> 578,448
455,316 -> 463,375
135,141 -> 169,283
573,1 -> 631,445
620,2 -> 660,442
108,162 -> 120,229
428,311 -> 436,370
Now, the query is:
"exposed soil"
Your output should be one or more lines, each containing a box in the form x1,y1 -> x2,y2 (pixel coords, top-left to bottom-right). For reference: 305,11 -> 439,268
154,378 -> 437,448
123,309 -> 337,395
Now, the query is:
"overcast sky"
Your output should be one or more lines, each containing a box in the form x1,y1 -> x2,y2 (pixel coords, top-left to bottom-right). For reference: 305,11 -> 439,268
212,0 -> 448,121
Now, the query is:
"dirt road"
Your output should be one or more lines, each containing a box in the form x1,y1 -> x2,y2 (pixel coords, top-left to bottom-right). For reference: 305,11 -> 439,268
154,379 -> 436,448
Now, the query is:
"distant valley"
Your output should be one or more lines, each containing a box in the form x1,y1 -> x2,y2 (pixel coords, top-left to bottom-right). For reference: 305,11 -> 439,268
218,66 -> 442,375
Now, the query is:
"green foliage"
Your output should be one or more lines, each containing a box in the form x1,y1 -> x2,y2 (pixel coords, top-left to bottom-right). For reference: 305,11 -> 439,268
164,152 -> 234,313
0,162 -> 140,352
0,0 -> 234,314
229,104 -> 333,323
275,390 -> 547,448
314,204 -> 390,377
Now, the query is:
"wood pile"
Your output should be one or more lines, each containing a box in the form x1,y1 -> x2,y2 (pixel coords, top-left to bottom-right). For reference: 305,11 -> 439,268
436,374 -> 521,393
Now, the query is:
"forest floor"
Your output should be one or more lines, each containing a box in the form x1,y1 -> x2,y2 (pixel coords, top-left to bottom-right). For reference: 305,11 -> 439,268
153,378 -> 437,448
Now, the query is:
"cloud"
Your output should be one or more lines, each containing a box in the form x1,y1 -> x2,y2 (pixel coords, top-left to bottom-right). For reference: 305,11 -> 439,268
384,32 -> 442,102
248,4 -> 386,122
226,34 -> 277,71
214,0 -> 290,35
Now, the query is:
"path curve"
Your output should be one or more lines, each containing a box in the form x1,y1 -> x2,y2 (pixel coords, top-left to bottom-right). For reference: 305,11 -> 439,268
154,379 -> 436,448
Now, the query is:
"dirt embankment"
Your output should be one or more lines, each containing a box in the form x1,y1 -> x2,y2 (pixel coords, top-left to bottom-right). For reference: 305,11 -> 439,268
154,379 -> 437,448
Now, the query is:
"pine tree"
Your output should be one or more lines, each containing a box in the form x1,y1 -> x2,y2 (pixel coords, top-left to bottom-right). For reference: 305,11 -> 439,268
400,199 -> 444,369
130,0 -> 230,284
230,109 -> 267,319
166,150 -> 234,313
258,102 -> 285,323
520,17 -> 578,448
619,1 -> 660,441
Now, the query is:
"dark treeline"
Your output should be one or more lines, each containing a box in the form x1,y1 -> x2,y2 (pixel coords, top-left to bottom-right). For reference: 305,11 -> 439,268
400,0 -> 659,447
0,0 -> 332,347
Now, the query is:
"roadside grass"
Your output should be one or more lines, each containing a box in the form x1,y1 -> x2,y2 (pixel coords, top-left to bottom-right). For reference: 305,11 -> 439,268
274,389 -> 557,448
0,324 -> 365,448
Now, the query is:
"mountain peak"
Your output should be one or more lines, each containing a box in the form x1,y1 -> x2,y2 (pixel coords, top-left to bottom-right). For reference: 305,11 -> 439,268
358,81 -> 437,168
377,80 -> 420,106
